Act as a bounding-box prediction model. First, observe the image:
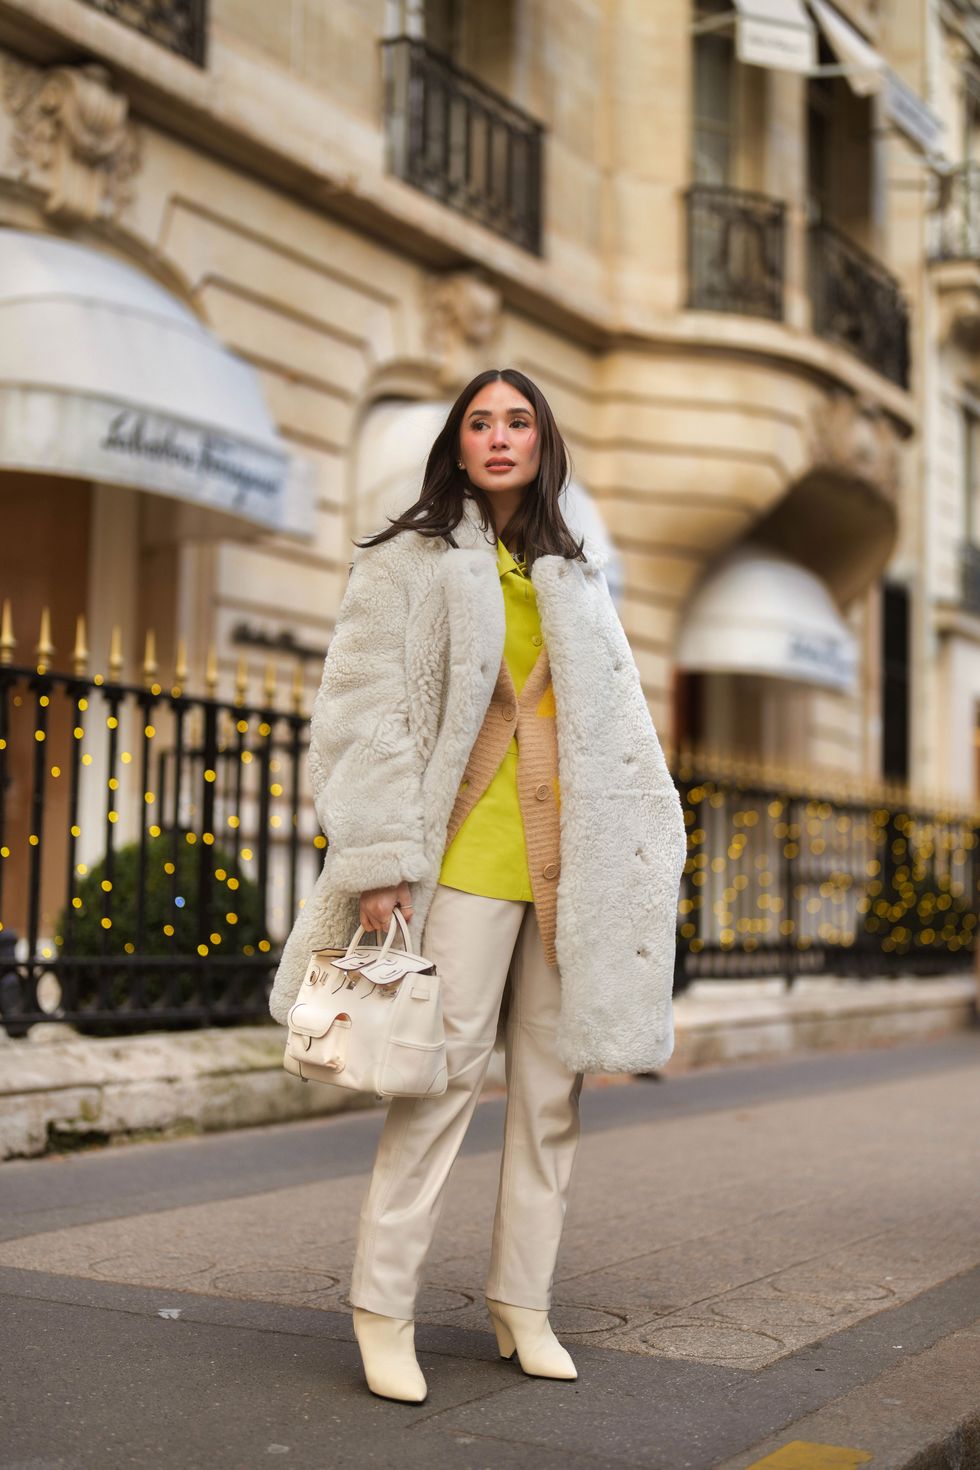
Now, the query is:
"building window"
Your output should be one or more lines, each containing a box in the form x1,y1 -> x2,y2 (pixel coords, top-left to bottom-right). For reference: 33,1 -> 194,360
881,583 -> 909,784
806,27 -> 908,391
961,405 -> 980,612
692,0 -> 735,186
964,405 -> 980,545
422,0 -> 463,58
806,41 -> 834,227
806,30 -> 873,240
77,0 -> 207,66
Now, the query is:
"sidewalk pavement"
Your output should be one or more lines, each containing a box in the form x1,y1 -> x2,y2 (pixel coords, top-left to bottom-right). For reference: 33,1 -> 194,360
1,1030 -> 978,1470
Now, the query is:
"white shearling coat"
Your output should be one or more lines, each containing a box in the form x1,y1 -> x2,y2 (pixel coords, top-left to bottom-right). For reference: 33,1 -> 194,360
269,495 -> 688,1072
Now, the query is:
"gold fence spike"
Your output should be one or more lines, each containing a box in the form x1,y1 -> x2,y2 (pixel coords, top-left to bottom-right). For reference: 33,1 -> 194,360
263,661 -> 277,706
235,656 -> 248,705
174,637 -> 188,692
108,625 -> 124,681
36,607 -> 54,675
204,643 -> 218,698
291,662 -> 304,714
142,629 -> 158,686
0,599 -> 14,666
72,615 -> 89,677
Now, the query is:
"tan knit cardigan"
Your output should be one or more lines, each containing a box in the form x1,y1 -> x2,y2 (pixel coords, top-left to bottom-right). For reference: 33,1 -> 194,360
442,646 -> 561,964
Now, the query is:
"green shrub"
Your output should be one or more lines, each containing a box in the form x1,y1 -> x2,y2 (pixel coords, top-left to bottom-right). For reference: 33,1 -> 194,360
56,832 -> 267,1015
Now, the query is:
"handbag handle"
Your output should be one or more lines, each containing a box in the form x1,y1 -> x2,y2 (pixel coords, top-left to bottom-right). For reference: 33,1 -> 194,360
344,905 -> 412,961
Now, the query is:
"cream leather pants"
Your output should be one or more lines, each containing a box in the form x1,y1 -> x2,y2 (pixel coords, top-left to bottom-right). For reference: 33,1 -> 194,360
349,882 -> 584,1320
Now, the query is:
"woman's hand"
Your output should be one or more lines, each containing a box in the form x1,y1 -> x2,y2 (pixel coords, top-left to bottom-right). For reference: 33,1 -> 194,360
359,880 -> 414,935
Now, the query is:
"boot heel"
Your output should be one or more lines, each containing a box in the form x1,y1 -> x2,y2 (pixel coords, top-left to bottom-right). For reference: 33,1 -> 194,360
487,1303 -> 516,1358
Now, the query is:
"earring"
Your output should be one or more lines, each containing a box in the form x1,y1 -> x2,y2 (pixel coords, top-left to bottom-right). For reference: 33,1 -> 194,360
457,461 -> 465,470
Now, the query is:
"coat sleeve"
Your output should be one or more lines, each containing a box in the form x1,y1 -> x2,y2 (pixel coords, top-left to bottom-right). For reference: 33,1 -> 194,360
308,548 -> 432,897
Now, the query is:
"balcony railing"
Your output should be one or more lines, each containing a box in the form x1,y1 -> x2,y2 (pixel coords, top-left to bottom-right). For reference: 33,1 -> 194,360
685,184 -> 786,320
381,36 -> 544,255
962,541 -> 980,615
929,163 -> 980,262
809,221 -> 910,389
78,0 -> 207,66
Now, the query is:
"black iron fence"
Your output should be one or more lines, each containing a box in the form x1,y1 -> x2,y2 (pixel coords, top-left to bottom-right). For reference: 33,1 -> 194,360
809,221 -> 910,389
685,184 -> 786,321
672,752 -> 979,988
381,35 -> 544,255
0,613 -> 319,1036
2,609 -> 976,1036
78,0 -> 208,66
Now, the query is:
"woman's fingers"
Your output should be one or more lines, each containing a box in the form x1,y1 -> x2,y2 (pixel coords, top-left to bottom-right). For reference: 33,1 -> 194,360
395,880 -> 414,919
360,907 -> 391,933
359,884 -> 404,933
358,883 -> 415,934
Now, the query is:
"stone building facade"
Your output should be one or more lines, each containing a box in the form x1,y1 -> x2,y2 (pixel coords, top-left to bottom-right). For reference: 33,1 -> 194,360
924,0 -> 980,807
0,0 -> 971,839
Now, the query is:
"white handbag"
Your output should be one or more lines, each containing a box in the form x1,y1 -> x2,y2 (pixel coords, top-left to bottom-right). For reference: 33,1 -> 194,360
283,907 -> 448,1099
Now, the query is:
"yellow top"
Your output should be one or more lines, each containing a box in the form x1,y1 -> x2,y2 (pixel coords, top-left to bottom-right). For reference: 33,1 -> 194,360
437,536 -> 557,900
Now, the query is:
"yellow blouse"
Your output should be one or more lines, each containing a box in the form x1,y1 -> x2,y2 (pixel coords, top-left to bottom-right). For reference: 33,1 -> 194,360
437,537 -> 558,900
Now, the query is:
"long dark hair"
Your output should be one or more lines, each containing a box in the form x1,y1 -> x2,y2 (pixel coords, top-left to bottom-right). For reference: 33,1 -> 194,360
354,368 -> 585,571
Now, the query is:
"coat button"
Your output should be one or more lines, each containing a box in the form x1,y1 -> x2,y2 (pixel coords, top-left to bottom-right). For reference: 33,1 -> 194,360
535,782 -> 549,800
531,634 -> 542,646
542,862 -> 559,879
502,704 -> 516,721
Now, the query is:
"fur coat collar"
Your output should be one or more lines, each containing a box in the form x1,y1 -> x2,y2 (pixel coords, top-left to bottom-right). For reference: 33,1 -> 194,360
270,494 -> 687,1072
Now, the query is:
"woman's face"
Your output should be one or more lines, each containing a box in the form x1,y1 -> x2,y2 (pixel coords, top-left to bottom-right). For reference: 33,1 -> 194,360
458,380 -> 541,500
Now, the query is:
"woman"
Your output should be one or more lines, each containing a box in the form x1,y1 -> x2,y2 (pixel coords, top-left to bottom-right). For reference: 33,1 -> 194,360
270,368 -> 687,1403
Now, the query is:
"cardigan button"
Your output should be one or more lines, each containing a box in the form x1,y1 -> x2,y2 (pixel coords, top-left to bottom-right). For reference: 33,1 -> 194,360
531,634 -> 542,646
502,704 -> 516,721
542,862 -> 559,879
535,783 -> 549,800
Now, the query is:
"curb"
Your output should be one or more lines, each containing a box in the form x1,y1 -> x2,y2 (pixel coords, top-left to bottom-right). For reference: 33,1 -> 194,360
1,975 -> 976,1160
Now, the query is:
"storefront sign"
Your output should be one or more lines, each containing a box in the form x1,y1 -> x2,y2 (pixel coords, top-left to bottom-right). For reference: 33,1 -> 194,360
0,386 -> 311,536
99,410 -> 284,516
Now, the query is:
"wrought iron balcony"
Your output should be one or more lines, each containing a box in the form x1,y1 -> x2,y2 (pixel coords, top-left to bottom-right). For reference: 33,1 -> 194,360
684,184 -> 786,321
381,36 -> 544,255
809,221 -> 910,389
77,0 -> 207,66
962,541 -> 980,615
929,163 -> 980,262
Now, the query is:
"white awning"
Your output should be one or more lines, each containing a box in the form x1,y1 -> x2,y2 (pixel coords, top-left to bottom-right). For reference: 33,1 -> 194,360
807,0 -> 946,161
0,229 -> 313,537
676,542 -> 858,693
807,0 -> 882,94
733,0 -> 815,73
693,0 -> 815,74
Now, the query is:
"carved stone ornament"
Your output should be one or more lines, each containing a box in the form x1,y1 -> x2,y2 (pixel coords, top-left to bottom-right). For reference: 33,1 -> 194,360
2,59 -> 140,223
425,271 -> 502,390
807,390 -> 901,502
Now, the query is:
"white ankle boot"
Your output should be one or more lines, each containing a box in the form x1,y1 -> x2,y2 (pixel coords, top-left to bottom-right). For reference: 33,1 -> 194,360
352,1308 -> 427,1403
486,1298 -> 577,1380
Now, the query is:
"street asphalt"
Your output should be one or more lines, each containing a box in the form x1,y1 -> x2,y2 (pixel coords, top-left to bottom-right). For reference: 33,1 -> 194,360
1,1030 -> 978,1470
